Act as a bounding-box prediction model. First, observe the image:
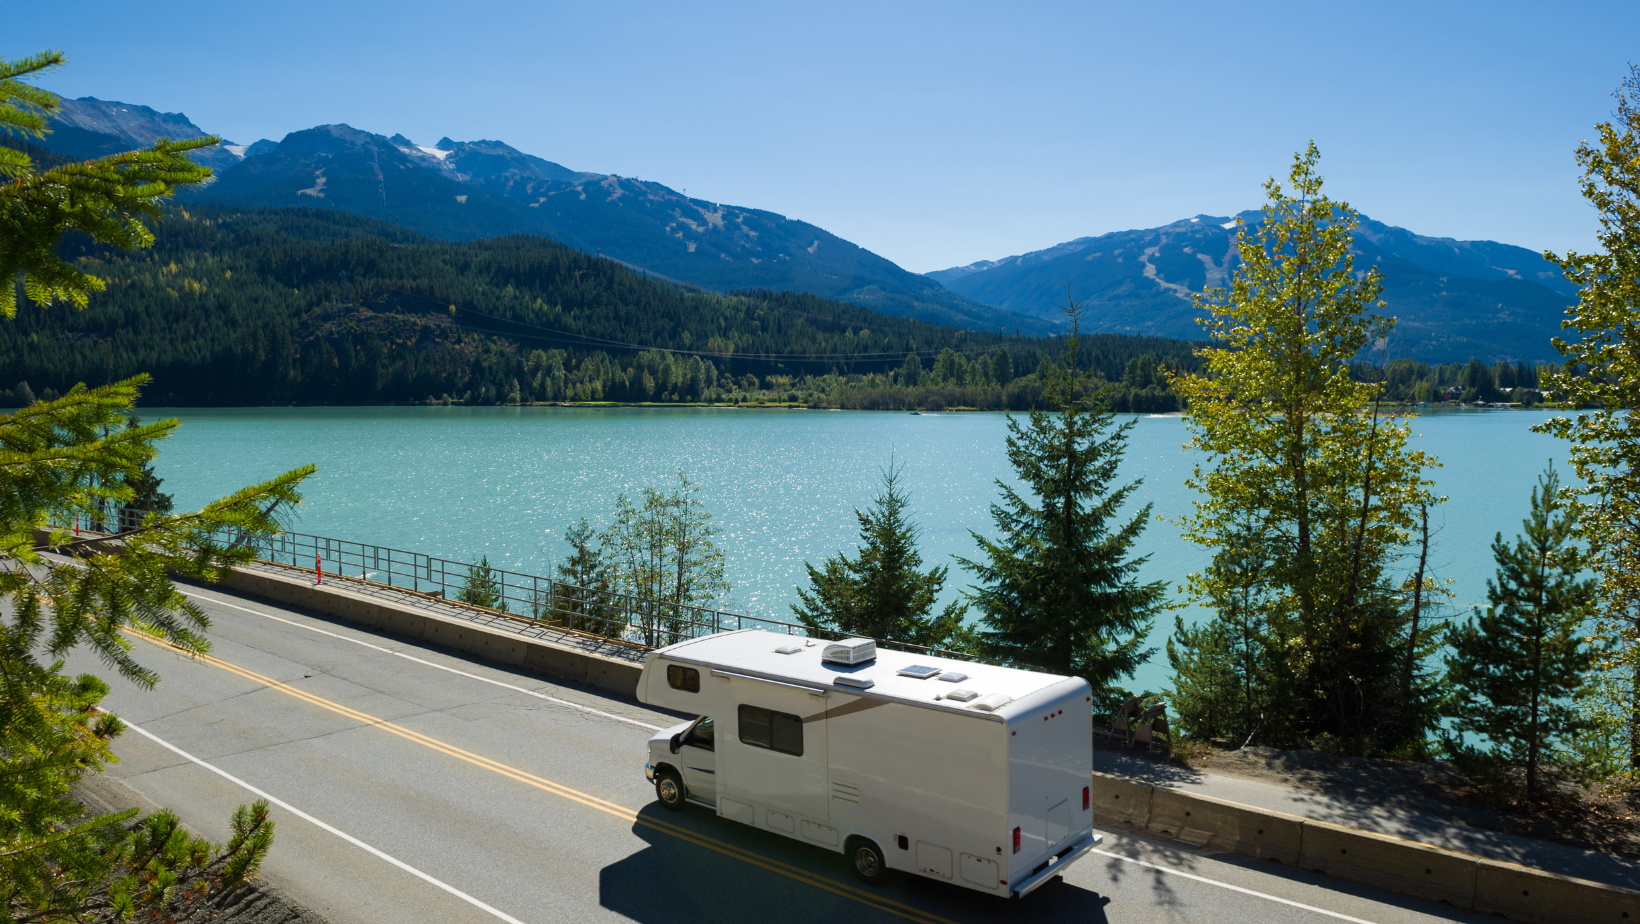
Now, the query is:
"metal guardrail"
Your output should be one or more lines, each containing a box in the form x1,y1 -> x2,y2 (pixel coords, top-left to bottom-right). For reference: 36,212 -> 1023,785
50,511 -> 1012,667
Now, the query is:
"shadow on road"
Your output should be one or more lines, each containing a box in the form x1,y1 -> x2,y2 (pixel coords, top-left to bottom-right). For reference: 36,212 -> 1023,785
602,804 -> 1116,924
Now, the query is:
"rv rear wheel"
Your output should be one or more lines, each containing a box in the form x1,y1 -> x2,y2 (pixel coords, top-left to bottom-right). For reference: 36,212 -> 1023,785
847,837 -> 889,885
654,768 -> 686,811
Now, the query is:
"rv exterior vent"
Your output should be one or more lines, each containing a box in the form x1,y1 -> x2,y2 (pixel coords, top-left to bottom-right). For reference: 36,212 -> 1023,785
945,688 -> 979,702
835,675 -> 875,690
969,693 -> 1014,712
936,671 -> 969,683
822,638 -> 877,665
897,664 -> 941,679
775,644 -> 803,654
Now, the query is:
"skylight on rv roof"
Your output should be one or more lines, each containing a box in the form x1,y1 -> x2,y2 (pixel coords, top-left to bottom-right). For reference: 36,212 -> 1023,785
936,671 -> 969,683
897,664 -> 941,679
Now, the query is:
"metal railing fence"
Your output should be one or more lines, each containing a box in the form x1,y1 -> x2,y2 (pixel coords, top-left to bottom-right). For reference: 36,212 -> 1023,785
49,511 -> 1013,667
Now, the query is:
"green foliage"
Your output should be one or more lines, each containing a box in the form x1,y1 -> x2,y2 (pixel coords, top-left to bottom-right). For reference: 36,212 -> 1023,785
0,50 -> 219,318
1170,144 -> 1443,753
551,518 -> 615,632
601,473 -> 729,646
1166,536 -> 1296,747
0,660 -> 277,922
959,297 -> 1164,693
1,383 -> 312,923
1445,465 -> 1596,800
792,464 -> 969,650
1535,65 -> 1640,776
457,554 -> 505,612
118,416 -> 174,529
1,49 -> 313,914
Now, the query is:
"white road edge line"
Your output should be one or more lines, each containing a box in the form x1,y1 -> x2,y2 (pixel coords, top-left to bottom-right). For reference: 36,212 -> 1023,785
1091,848 -> 1379,924
115,714 -> 532,924
179,589 -> 664,731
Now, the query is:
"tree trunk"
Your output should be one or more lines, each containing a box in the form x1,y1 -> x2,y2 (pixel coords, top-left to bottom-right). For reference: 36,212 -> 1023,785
1399,504 -> 1430,736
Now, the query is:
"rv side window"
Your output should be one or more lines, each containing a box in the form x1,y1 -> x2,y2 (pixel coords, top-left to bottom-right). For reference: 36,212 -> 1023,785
667,665 -> 700,693
738,704 -> 803,757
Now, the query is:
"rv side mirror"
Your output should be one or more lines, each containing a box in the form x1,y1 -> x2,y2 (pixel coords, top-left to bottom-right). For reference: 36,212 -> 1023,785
669,733 -> 683,754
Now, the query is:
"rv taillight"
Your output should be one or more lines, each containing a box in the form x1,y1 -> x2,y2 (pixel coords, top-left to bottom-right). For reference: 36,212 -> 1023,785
1012,827 -> 1021,853
1083,786 -> 1090,811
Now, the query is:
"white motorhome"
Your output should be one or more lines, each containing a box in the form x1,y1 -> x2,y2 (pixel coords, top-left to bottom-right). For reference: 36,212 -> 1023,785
637,630 -> 1099,898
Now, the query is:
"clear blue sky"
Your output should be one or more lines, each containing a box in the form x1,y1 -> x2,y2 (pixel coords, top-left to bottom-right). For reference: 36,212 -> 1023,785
7,0 -> 1636,272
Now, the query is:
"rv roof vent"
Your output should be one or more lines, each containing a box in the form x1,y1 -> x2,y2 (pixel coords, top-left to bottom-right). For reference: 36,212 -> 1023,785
969,693 -> 1014,712
897,664 -> 941,679
774,644 -> 803,655
835,675 -> 875,690
945,688 -> 979,702
936,671 -> 969,683
822,638 -> 877,666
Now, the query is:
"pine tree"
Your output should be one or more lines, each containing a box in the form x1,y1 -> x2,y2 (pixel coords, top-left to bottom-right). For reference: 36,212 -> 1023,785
792,464 -> 967,649
117,414 -> 175,530
0,52 -> 217,317
2,48 -> 310,917
1446,465 -> 1595,801
958,297 -> 1164,693
458,555 -> 505,611
553,518 -> 613,632
1166,532 -> 1293,746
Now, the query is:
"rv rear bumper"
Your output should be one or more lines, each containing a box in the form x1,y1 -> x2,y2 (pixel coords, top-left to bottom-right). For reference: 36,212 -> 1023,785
1012,831 -> 1101,898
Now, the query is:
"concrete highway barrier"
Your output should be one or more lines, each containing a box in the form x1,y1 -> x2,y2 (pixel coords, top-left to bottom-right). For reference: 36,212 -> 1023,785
1298,818 -> 1477,908
1473,858 -> 1640,924
1090,772 -> 1154,827
212,565 -> 646,697
1148,785 -> 1303,865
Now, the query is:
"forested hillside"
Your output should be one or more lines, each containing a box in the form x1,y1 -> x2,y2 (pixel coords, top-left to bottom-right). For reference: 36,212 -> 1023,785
0,205 -> 1198,408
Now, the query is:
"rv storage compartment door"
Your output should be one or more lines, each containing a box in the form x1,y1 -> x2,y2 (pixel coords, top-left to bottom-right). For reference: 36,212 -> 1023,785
721,678 -> 830,823
915,841 -> 953,879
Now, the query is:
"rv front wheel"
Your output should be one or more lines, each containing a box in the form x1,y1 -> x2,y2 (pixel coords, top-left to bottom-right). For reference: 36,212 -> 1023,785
654,768 -> 686,811
847,837 -> 889,885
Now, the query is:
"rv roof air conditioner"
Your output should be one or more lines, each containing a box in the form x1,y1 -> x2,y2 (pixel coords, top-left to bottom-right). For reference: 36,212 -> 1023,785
969,693 -> 1014,712
822,638 -> 877,666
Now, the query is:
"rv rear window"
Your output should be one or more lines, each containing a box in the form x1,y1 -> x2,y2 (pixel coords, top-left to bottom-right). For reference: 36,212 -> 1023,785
667,665 -> 700,693
738,704 -> 804,756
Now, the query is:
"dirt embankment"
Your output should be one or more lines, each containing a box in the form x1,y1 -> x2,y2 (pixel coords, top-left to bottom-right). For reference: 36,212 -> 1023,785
1182,744 -> 1640,859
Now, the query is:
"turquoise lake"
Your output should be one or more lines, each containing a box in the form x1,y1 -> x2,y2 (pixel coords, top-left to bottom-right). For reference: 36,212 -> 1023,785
143,406 -> 1569,694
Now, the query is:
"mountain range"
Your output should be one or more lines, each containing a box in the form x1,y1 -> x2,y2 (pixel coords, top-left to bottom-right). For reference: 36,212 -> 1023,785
40,98 -> 1037,333
929,214 -> 1577,362
33,96 -> 1579,362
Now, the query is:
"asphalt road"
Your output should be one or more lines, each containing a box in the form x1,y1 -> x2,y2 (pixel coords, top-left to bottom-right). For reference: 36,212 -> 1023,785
67,582 -> 1475,924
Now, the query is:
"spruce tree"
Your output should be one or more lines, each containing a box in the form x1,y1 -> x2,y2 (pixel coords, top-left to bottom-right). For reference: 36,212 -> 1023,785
958,298 -> 1164,692
1446,465 -> 1595,801
792,464 -> 966,649
458,555 -> 506,611
2,48 -> 316,917
554,518 -> 613,631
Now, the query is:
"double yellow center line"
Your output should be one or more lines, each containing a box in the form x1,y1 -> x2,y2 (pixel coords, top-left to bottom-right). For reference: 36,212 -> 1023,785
127,628 -> 957,924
